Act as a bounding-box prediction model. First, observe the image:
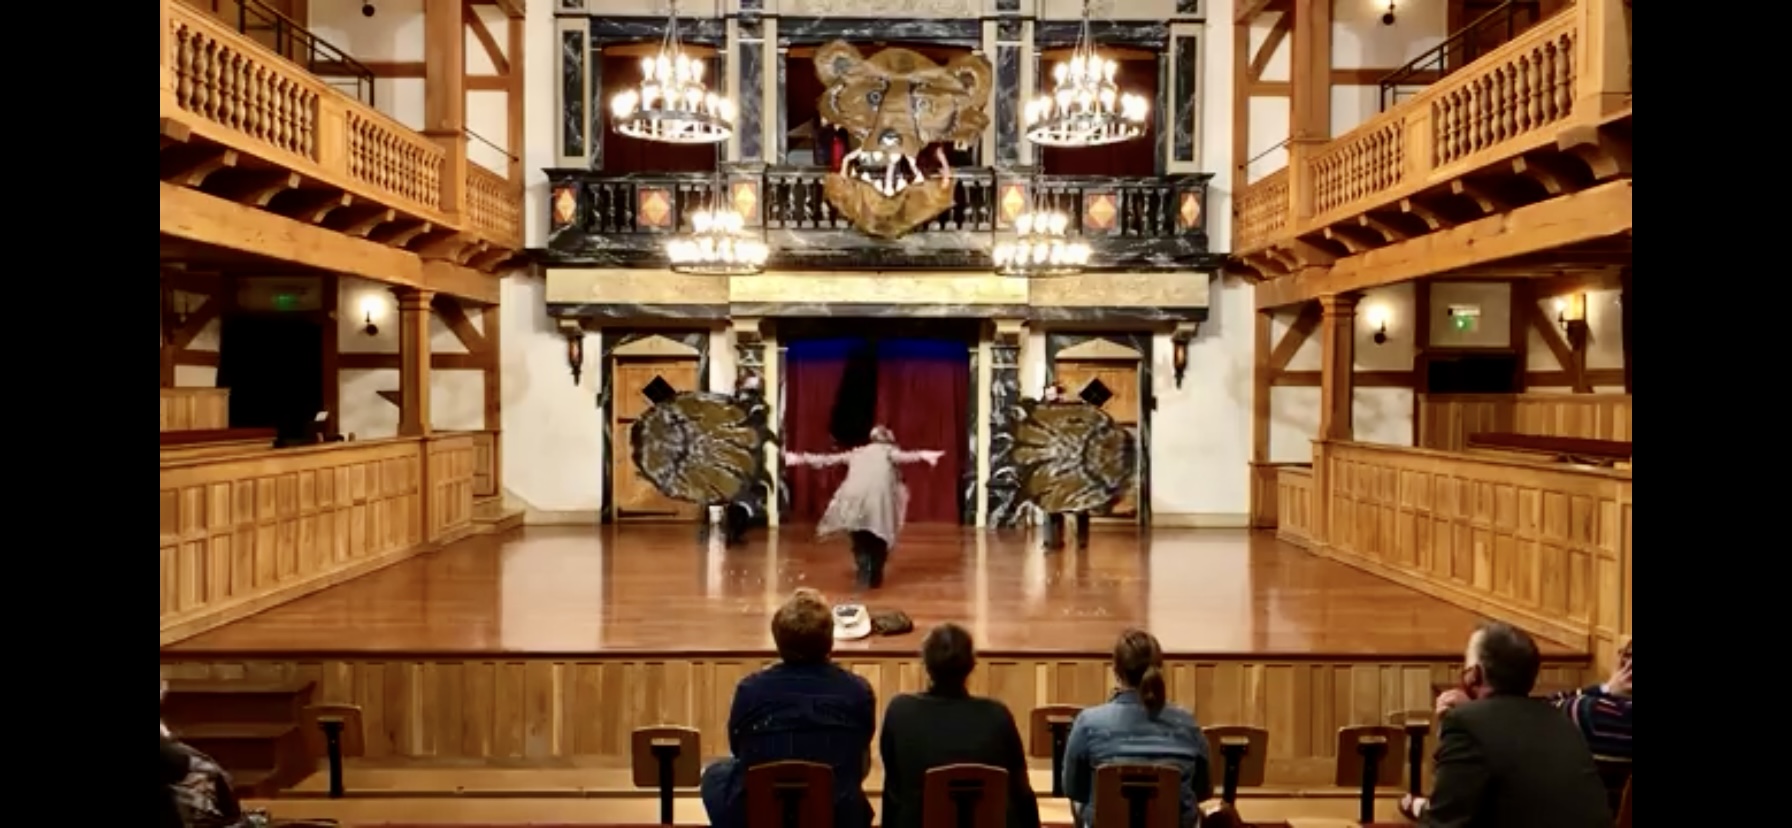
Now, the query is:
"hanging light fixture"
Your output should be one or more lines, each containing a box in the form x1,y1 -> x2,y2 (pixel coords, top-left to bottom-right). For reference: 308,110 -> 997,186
610,0 -> 734,145
666,177 -> 768,276
992,207 -> 1091,277
1024,0 -> 1149,149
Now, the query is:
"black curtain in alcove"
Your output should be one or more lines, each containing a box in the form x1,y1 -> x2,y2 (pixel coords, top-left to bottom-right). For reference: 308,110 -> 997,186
829,338 -> 880,447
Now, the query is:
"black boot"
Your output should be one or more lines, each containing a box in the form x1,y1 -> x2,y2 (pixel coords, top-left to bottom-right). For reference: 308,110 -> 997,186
1044,514 -> 1066,551
867,547 -> 887,589
850,533 -> 873,589
1074,512 -> 1091,550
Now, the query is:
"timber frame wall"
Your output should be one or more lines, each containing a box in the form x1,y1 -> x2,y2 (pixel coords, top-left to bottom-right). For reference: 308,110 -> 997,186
1235,0 -> 1632,673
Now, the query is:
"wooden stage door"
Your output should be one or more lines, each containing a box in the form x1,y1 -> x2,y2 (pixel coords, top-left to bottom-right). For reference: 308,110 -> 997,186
610,356 -> 703,522
1054,346 -> 1143,522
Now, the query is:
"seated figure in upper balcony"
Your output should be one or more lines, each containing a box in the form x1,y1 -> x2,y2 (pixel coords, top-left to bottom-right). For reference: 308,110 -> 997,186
814,41 -> 992,239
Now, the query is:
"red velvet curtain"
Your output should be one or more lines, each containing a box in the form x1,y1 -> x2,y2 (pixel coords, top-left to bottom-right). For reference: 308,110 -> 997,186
872,346 -> 968,524
781,339 -> 970,525
782,348 -> 852,524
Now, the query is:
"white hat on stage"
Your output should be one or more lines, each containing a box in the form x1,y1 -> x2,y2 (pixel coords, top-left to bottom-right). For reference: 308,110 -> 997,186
832,603 -> 872,641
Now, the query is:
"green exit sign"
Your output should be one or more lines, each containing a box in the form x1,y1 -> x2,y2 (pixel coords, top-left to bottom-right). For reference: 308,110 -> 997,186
271,292 -> 300,310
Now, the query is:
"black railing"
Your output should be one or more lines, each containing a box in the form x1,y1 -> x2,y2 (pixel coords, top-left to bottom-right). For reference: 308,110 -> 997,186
542,166 -> 1216,272
230,0 -> 377,106
1377,1 -> 1544,112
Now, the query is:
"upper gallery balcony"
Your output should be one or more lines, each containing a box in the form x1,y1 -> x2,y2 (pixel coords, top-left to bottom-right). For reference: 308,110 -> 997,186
158,0 -> 523,272
1232,0 -> 1631,287
539,166 -> 1217,273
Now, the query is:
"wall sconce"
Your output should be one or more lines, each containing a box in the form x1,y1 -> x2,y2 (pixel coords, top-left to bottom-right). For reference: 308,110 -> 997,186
359,295 -> 383,337
1171,326 -> 1196,389
1366,305 -> 1391,345
1381,0 -> 1397,25
559,321 -> 586,385
1554,294 -> 1587,330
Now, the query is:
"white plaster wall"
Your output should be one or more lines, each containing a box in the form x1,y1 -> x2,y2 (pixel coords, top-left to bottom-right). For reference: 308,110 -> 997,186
499,277 -> 606,517
1244,0 -> 1448,180
1266,282 -> 1416,461
164,289 -> 223,388
336,276 -> 486,439
308,0 -> 514,173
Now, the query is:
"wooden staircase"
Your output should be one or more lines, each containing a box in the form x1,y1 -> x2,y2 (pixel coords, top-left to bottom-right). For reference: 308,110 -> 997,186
163,679 -> 317,798
475,495 -> 525,533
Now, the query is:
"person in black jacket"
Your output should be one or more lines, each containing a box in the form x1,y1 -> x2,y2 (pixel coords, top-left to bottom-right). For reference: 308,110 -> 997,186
879,623 -> 1040,828
1403,621 -> 1613,828
161,733 -> 191,828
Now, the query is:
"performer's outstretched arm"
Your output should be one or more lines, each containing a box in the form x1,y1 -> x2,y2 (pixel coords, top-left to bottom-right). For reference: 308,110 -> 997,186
784,450 -> 852,468
890,448 -> 944,466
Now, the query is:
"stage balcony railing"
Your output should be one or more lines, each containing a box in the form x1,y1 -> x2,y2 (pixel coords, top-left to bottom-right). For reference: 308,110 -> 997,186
542,165 -> 1214,271
1231,0 -> 1631,256
159,0 -> 524,255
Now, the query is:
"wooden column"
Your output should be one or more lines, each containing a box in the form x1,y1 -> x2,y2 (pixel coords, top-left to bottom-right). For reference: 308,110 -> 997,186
1249,310 -> 1275,527
1619,267 -> 1632,393
481,301 -> 503,494
1318,293 -> 1359,442
395,288 -> 436,437
1285,0 -> 1332,227
424,0 -> 467,218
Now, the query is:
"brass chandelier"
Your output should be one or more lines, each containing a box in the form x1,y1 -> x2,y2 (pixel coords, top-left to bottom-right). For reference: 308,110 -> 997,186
1024,0 -> 1148,148
992,208 -> 1090,277
609,0 -> 734,145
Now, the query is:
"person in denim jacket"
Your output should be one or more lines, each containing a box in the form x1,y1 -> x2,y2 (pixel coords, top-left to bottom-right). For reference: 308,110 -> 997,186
1062,629 -> 1213,828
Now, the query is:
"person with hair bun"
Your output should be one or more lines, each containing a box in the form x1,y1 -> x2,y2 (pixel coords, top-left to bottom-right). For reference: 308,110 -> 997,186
1062,629 -> 1213,828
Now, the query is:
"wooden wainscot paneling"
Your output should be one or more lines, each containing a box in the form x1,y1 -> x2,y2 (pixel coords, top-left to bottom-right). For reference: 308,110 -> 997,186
159,439 -> 428,645
1311,441 -> 1632,672
1418,393 -> 1633,451
427,434 -> 477,545
1275,466 -> 1315,548
161,387 -> 230,432
160,654 -> 1586,787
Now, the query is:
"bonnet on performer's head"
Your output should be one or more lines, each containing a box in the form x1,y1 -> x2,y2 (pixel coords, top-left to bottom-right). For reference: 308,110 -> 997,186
869,425 -> 895,444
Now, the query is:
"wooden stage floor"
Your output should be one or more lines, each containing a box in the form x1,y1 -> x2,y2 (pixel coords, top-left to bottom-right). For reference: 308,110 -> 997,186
167,525 -> 1574,659
162,525 -> 1587,781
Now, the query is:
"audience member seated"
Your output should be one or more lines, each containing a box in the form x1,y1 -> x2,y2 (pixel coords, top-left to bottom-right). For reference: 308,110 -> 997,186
1062,629 -> 1213,828
1543,639 -> 1632,812
162,681 -> 257,828
701,589 -> 876,828
879,623 -> 1041,828
1402,622 -> 1612,828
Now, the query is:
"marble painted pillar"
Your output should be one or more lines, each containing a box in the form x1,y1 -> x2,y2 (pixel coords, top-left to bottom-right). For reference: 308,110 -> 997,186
985,320 -> 1025,527
732,4 -> 766,165
732,319 -> 772,522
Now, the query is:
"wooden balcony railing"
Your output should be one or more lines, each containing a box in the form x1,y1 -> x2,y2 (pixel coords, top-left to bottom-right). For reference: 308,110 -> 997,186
1234,0 -> 1631,254
544,166 -> 1217,272
159,0 -> 523,252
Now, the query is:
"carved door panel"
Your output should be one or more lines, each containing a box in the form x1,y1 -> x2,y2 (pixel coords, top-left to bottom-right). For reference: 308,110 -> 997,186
611,358 -> 703,521
1053,359 -> 1142,521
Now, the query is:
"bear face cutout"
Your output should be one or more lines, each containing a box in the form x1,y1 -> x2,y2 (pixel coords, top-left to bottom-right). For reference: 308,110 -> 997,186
813,41 -> 993,239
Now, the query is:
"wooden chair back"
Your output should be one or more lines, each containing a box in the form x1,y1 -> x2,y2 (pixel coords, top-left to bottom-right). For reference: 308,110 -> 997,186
630,726 -> 703,788
922,764 -> 1009,828
301,704 -> 366,759
1091,763 -> 1179,828
1201,725 -> 1267,803
1332,726 -> 1406,788
1027,704 -> 1085,759
744,760 -> 835,828
1385,709 -> 1434,795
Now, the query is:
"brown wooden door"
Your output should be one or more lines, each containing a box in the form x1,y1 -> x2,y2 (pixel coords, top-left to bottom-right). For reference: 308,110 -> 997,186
1053,359 -> 1142,521
611,357 -> 704,521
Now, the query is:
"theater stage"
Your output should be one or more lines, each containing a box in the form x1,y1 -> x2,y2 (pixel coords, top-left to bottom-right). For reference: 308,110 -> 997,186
161,525 -> 1588,786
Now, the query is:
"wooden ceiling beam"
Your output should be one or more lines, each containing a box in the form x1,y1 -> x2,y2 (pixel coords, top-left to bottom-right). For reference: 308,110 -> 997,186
1237,0 -> 1277,23
1255,179 -> 1632,309
159,182 -> 499,305
1248,14 -> 1291,82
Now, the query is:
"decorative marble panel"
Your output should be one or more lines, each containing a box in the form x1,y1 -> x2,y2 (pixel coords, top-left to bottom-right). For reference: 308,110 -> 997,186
985,330 -> 1023,527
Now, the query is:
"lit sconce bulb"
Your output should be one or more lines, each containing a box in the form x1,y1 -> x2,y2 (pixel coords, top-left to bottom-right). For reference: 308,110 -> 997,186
612,90 -> 638,118
641,57 -> 655,80
693,212 -> 713,233
691,59 -> 705,81
704,93 -> 718,114
1099,88 -> 1116,109
717,98 -> 735,122
656,55 -> 672,79
1049,213 -> 1068,234
1103,60 -> 1117,82
1016,213 -> 1034,234
1054,63 -> 1069,83
1055,89 -> 1072,108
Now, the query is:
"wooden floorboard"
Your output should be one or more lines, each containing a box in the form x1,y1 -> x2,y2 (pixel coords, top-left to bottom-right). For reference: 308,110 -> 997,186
165,525 -> 1582,658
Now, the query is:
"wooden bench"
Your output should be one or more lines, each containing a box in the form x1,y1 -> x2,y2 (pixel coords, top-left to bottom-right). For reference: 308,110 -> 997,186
1464,433 -> 1631,467
163,678 -> 319,798
158,427 -> 278,461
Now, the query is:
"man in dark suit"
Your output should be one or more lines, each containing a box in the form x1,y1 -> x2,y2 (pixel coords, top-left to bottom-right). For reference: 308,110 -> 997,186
1403,621 -> 1613,828
879,623 -> 1040,828
700,589 -> 876,828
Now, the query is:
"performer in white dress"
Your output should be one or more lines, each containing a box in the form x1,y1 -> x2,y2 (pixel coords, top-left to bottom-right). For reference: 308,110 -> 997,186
785,425 -> 943,589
